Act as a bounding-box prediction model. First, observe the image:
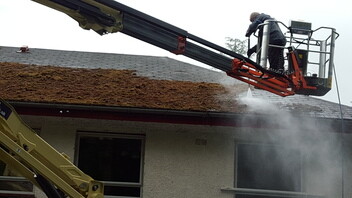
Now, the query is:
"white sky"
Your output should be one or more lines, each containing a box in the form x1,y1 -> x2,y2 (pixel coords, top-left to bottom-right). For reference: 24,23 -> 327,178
0,0 -> 351,106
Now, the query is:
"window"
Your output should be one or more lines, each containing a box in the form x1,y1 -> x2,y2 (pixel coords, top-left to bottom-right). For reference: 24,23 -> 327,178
76,132 -> 144,197
236,143 -> 302,198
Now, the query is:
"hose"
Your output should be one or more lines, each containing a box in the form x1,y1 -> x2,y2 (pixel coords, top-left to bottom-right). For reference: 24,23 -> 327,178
333,63 -> 344,198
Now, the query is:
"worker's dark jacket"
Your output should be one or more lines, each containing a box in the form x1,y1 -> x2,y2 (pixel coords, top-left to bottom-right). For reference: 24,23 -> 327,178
245,13 -> 286,45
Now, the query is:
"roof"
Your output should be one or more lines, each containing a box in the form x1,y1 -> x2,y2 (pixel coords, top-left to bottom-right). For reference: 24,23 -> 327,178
1,46 -> 351,120
0,62 -> 246,112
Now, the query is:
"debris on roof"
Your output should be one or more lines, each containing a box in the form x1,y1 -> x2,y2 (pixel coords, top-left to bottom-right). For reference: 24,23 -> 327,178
0,62 -> 247,112
17,45 -> 30,53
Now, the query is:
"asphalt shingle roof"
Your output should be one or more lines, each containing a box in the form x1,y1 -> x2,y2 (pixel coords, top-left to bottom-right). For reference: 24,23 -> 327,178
1,46 -> 351,120
0,46 -> 231,84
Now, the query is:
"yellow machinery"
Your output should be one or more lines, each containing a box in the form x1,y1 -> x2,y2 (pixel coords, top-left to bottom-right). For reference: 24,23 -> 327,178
0,99 -> 103,198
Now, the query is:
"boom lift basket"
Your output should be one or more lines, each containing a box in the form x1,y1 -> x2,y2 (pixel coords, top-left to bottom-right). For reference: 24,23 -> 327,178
253,20 -> 338,96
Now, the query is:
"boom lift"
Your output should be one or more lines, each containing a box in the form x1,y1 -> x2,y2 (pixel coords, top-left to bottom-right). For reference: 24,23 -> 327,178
0,0 -> 339,198
32,0 -> 338,97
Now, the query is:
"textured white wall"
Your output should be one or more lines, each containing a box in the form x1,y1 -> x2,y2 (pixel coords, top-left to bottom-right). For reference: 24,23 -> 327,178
142,127 -> 235,198
20,115 -> 352,198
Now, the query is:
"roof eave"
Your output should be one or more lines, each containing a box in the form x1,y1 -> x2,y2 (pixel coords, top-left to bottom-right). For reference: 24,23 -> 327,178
9,101 -> 351,132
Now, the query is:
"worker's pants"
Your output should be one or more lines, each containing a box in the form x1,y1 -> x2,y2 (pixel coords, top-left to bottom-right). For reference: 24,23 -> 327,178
268,39 -> 286,71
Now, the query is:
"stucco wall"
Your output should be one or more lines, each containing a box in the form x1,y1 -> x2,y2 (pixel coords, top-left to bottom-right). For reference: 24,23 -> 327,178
142,126 -> 235,198
19,115 -> 352,198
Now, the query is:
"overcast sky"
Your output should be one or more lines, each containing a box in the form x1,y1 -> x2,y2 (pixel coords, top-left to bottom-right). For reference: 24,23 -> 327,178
1,0 -> 351,107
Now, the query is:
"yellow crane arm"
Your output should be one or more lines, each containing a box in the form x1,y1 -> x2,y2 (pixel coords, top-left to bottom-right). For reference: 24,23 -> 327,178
0,99 -> 104,198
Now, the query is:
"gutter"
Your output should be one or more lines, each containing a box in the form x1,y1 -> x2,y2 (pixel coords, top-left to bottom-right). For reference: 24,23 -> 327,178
9,101 -> 246,127
8,101 -> 352,132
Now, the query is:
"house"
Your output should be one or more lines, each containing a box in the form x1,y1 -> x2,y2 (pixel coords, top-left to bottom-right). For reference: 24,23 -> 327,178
0,46 -> 352,198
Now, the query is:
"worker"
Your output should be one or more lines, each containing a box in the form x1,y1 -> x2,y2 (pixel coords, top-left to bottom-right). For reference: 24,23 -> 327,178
245,12 -> 287,73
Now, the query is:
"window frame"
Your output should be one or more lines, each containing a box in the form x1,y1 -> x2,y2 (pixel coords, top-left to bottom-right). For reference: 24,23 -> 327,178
234,142 -> 303,194
75,131 -> 145,198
